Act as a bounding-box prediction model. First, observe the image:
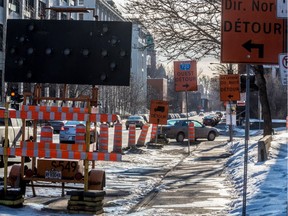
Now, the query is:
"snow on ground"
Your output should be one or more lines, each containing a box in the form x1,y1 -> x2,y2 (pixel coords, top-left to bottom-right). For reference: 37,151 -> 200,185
0,129 -> 287,215
226,129 -> 288,216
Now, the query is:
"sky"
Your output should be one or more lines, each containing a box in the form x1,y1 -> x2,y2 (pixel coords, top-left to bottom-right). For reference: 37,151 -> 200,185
0,126 -> 287,215
112,0 -> 219,76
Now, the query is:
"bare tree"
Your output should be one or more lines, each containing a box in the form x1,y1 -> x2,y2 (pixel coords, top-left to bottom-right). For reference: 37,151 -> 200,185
124,0 -> 277,135
124,0 -> 221,61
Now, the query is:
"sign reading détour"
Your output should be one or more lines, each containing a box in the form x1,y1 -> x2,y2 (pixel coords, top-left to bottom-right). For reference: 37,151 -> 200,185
220,74 -> 240,101
149,100 -> 169,125
173,60 -> 197,92
221,0 -> 287,64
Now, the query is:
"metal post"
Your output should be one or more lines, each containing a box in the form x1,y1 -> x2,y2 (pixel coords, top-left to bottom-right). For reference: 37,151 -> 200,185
228,63 -> 233,142
186,90 -> 190,154
3,101 -> 9,195
243,64 -> 250,215
228,100 -> 233,142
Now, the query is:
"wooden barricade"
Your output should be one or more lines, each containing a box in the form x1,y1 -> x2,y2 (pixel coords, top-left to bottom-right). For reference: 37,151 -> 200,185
128,124 -> 136,148
136,124 -> 150,146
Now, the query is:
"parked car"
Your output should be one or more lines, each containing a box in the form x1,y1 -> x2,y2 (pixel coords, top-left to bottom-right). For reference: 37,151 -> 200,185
125,115 -> 146,130
161,118 -> 219,142
59,121 -> 98,146
203,115 -> 220,127
47,120 -> 67,133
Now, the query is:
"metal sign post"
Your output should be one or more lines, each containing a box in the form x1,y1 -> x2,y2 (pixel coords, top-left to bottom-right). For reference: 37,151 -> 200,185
243,64 -> 251,215
186,90 -> 190,154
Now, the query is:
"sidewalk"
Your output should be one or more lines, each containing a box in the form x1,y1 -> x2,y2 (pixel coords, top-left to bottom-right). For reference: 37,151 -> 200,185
129,140 -> 233,215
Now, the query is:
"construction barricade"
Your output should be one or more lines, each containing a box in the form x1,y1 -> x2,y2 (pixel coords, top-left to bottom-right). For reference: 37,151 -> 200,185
113,123 -> 122,153
0,105 -> 121,162
136,124 -> 150,146
75,124 -> 86,145
189,122 -> 195,142
150,124 -> 157,142
128,124 -> 136,148
98,123 -> 109,153
40,126 -> 53,142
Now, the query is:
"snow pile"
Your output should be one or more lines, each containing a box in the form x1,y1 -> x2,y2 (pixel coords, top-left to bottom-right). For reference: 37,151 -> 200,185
226,131 -> 288,215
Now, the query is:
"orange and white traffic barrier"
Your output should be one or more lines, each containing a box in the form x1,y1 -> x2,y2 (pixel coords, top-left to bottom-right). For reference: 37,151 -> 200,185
98,124 -> 109,152
20,141 -> 86,151
137,124 -> 150,146
22,105 -> 88,113
113,123 -> 122,153
40,126 -> 53,142
189,122 -> 195,142
128,124 -> 136,148
0,147 -> 122,161
75,124 -> 86,145
0,108 -> 117,123
150,124 -> 157,141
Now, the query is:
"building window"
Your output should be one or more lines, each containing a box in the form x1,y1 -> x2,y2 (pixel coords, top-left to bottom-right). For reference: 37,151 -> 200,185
38,1 -> 46,19
9,0 -> 20,13
79,13 -> 84,20
61,13 -> 67,20
0,24 -> 3,52
0,0 -> 3,7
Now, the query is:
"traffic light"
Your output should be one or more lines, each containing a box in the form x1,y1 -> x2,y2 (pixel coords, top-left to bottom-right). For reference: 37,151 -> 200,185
240,75 -> 259,92
15,94 -> 24,103
9,87 -> 23,103
10,87 -> 17,101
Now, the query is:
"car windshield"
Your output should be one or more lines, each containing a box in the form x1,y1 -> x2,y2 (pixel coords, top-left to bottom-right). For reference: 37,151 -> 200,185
193,121 -> 203,127
128,116 -> 142,120
167,119 -> 179,126
65,121 -> 86,126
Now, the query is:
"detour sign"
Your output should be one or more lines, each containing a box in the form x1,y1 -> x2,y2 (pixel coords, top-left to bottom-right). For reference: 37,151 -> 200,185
174,60 -> 197,92
221,0 -> 286,64
150,100 -> 169,125
220,74 -> 240,101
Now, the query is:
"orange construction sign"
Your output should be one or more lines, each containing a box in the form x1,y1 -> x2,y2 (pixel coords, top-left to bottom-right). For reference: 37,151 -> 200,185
150,100 -> 169,125
221,0 -> 287,64
174,60 -> 197,92
220,74 -> 240,101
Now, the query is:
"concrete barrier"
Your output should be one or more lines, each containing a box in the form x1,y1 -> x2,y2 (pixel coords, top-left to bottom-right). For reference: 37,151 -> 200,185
258,135 -> 272,162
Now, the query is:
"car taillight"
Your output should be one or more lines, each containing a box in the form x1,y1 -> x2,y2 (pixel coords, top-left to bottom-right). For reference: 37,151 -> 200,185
61,126 -> 69,131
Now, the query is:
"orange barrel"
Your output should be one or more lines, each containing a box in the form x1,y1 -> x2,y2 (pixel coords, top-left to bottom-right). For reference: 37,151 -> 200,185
189,122 -> 195,142
113,123 -> 122,153
128,124 -> 136,148
75,124 -> 86,145
98,123 -> 109,152
40,126 -> 53,143
150,124 -> 157,141
136,124 -> 150,146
